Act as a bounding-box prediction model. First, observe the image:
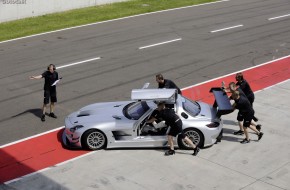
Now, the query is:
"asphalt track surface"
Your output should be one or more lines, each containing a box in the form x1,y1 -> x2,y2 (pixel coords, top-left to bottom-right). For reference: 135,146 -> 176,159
0,0 -> 290,189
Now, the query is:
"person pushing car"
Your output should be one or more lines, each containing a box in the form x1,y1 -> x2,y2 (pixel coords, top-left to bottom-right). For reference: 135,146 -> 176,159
231,90 -> 263,144
147,102 -> 200,156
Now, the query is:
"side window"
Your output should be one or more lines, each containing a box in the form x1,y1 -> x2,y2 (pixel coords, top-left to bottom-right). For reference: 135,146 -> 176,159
182,97 -> 200,117
125,101 -> 150,120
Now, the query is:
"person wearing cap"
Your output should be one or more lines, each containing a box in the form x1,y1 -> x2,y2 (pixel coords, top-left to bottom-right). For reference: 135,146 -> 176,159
147,102 -> 200,156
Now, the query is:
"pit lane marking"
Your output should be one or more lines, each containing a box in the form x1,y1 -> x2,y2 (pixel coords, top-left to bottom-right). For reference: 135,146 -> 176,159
0,127 -> 63,148
6,151 -> 97,184
2,54 -> 290,184
210,24 -> 243,33
183,54 -> 290,90
56,57 -> 101,69
138,38 -> 182,49
2,54 -> 290,149
268,13 -> 290,21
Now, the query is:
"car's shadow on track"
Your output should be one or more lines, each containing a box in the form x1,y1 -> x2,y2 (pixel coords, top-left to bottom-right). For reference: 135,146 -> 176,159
221,119 -> 242,142
221,119 -> 262,143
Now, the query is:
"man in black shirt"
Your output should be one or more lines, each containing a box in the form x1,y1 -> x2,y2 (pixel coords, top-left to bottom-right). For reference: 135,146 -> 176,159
235,73 -> 254,105
231,91 -> 263,144
147,102 -> 200,156
30,64 -> 59,122
156,74 -> 182,94
235,72 -> 259,124
228,82 -> 262,135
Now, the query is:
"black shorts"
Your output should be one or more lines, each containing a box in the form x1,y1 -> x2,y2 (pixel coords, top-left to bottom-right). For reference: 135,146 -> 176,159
168,120 -> 185,138
43,89 -> 57,104
243,113 -> 254,128
237,111 -> 244,121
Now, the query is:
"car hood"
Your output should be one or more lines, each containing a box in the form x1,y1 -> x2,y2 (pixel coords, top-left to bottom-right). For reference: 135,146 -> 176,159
67,101 -> 132,125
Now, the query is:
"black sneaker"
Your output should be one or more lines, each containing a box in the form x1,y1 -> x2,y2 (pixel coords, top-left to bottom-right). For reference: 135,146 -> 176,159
240,138 -> 250,144
165,149 -> 175,156
258,132 -> 264,140
41,114 -> 45,122
256,124 -> 261,131
49,112 -> 57,118
233,130 -> 244,135
192,147 -> 200,156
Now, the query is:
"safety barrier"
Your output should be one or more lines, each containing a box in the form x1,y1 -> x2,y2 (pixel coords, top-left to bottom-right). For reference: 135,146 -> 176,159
0,0 -> 127,23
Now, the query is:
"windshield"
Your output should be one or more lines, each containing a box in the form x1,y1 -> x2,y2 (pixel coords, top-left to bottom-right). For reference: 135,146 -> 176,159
182,96 -> 201,117
124,101 -> 150,120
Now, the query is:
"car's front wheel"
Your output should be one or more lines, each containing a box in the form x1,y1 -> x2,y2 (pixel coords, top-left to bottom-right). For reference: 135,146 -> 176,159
177,128 -> 204,149
81,129 -> 107,150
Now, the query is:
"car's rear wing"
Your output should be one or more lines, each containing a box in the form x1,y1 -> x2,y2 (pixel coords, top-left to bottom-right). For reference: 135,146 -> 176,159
131,89 -> 177,104
210,87 -> 234,117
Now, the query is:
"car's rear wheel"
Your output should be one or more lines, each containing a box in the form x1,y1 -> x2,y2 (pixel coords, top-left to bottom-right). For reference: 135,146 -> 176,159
82,129 -> 107,150
178,128 -> 204,149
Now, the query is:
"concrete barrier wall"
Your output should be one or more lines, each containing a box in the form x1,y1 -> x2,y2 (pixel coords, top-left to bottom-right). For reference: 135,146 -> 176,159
0,0 -> 127,23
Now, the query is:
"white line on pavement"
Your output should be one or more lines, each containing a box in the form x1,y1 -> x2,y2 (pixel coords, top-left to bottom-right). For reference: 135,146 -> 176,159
210,24 -> 243,33
2,54 -> 290,148
5,151 -> 97,184
255,79 -> 290,93
56,57 -> 101,69
182,54 -> 290,90
0,0 -> 230,44
138,38 -> 182,49
2,54 -> 290,185
268,13 -> 290,21
0,127 -> 63,148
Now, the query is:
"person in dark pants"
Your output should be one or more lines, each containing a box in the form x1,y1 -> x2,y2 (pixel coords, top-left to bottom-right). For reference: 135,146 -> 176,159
235,72 -> 259,124
156,74 -> 182,94
147,102 -> 200,156
30,64 -> 59,122
228,82 -> 262,135
231,91 -> 263,144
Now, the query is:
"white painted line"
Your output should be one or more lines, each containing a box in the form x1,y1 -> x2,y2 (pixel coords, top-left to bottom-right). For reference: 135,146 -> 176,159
0,0 -> 230,44
210,24 -> 243,33
255,79 -> 290,93
56,57 -> 101,69
1,54 -> 289,148
5,151 -> 97,184
182,54 -> 290,90
0,127 -> 63,148
268,13 -> 290,21
2,54 -> 290,185
139,38 -> 182,49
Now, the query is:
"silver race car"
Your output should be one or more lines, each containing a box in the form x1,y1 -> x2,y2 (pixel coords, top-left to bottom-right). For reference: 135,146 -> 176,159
62,86 -> 232,150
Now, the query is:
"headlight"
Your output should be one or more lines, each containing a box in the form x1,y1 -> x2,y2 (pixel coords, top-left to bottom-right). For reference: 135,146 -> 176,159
70,125 -> 84,133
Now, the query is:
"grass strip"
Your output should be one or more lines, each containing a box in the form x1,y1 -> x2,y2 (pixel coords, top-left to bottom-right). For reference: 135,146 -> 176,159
0,0 -> 217,42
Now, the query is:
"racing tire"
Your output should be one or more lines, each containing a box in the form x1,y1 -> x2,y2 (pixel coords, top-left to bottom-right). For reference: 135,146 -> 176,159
177,128 -> 204,150
81,129 -> 107,150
